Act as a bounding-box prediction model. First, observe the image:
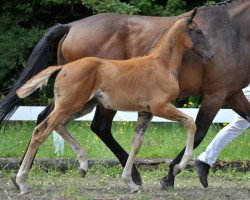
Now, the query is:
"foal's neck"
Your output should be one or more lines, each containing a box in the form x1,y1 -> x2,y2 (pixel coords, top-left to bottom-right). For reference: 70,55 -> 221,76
150,23 -> 186,73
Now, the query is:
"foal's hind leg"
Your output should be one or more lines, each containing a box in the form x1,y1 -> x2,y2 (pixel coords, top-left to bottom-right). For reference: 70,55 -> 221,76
19,101 -> 55,167
12,102 -> 55,190
16,110 -> 67,194
122,112 -> 152,193
151,103 -> 196,176
55,99 -> 98,177
55,125 -> 88,177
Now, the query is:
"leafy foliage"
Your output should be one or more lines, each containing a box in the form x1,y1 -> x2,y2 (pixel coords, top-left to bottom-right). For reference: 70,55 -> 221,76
81,0 -> 139,14
0,0 -> 221,106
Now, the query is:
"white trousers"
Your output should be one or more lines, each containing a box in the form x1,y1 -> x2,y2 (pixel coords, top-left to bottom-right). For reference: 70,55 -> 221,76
198,87 -> 250,166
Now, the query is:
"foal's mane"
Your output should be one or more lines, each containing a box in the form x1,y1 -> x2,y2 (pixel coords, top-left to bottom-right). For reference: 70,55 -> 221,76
147,15 -> 189,55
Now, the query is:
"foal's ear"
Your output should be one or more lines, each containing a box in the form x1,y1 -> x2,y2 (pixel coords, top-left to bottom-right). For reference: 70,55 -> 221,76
188,7 -> 198,23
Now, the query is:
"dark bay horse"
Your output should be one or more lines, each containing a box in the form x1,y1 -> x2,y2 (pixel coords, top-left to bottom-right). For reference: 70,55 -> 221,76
15,11 -> 213,193
1,0 -> 250,189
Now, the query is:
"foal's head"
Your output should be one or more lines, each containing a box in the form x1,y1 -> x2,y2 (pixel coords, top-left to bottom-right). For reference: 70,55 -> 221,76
176,8 -> 214,62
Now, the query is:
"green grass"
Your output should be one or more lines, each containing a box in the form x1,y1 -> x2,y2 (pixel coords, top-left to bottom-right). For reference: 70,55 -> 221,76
0,121 -> 249,161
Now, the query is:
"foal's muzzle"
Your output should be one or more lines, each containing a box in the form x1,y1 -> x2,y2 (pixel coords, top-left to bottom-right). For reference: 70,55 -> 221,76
202,51 -> 214,64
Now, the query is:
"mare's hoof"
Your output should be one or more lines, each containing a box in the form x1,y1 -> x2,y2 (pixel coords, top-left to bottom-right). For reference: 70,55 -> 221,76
195,159 -> 210,188
11,175 -> 20,190
79,168 -> 87,178
131,167 -> 142,185
173,164 -> 182,176
160,176 -> 174,189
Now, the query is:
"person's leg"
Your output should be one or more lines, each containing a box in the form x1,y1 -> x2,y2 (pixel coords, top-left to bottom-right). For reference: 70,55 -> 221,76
196,91 -> 250,187
198,114 -> 249,166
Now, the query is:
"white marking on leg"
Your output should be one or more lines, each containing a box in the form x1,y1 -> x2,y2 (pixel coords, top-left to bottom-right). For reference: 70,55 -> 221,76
16,123 -> 52,194
174,117 -> 196,175
122,112 -> 152,192
122,132 -> 142,193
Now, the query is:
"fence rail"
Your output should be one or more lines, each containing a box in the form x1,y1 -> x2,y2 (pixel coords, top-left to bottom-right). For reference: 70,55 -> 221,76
8,106 -> 236,156
9,106 -> 236,123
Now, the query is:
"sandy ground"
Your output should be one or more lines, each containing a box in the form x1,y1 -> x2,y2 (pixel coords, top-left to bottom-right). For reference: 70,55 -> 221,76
0,168 -> 249,200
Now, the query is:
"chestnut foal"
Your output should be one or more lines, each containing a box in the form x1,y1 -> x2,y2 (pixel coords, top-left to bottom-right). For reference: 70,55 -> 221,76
16,9 -> 213,194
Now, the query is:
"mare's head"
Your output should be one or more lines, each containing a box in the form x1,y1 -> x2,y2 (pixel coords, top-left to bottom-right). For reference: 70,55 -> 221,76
176,8 -> 214,63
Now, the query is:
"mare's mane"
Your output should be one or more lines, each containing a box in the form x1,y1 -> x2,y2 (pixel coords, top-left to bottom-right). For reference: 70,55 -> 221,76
148,0 -> 248,55
204,0 -> 246,7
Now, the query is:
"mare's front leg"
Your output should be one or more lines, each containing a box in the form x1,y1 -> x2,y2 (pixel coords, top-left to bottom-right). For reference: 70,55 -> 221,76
195,90 -> 250,188
90,105 -> 142,185
160,94 -> 225,188
226,90 -> 250,122
122,112 -> 152,192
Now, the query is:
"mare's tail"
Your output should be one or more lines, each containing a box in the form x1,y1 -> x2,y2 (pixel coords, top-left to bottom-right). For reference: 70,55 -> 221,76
0,24 -> 70,125
16,66 -> 63,99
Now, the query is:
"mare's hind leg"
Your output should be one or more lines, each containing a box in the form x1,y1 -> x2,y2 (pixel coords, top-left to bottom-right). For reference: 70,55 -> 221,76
122,112 -> 152,192
151,103 -> 196,175
16,110 -> 67,194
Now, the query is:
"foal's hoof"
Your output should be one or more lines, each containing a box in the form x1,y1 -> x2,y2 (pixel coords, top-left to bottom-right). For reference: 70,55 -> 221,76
125,180 -> 141,193
195,159 -> 210,188
11,175 -> 20,190
79,168 -> 87,178
130,184 -> 141,193
122,174 -> 141,193
20,186 -> 29,195
173,164 -> 182,176
11,175 -> 29,194
131,166 -> 142,185
160,176 -> 174,189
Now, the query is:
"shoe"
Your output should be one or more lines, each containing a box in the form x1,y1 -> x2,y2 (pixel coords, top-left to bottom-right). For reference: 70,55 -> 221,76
195,159 -> 210,188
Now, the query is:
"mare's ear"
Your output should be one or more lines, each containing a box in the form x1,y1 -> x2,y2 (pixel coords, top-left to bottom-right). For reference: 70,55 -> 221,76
188,7 -> 198,23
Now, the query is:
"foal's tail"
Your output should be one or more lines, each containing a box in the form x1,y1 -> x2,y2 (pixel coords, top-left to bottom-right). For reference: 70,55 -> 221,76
0,23 -> 70,125
16,66 -> 63,99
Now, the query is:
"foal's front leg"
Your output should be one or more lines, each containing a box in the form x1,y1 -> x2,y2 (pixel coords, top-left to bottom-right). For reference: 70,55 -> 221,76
151,103 -> 196,175
91,105 -> 142,185
122,112 -> 152,193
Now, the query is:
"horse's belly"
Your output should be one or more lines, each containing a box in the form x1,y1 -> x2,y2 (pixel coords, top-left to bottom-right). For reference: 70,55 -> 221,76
94,90 -> 149,112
